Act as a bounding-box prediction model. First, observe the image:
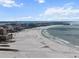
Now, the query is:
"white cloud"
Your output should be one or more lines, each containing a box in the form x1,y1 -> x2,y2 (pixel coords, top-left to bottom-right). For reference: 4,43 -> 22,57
0,0 -> 23,7
36,0 -> 45,4
0,16 -> 33,21
40,3 -> 79,21
18,16 -> 33,20
10,16 -> 33,21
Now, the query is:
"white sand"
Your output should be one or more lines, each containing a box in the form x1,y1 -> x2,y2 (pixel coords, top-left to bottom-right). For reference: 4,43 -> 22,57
0,26 -> 79,58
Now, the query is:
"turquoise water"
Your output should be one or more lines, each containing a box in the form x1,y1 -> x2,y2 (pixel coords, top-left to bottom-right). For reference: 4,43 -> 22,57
47,25 -> 79,46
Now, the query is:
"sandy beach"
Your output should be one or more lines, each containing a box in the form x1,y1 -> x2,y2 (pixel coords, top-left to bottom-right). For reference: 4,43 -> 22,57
0,26 -> 79,58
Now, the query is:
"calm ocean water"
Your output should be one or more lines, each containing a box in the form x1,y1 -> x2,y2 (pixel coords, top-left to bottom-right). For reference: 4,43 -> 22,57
47,25 -> 79,46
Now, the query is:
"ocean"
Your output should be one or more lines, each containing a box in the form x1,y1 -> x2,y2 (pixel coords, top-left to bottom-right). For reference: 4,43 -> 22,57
47,25 -> 79,46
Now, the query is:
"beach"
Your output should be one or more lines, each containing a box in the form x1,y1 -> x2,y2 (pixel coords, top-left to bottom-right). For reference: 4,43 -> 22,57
0,26 -> 79,58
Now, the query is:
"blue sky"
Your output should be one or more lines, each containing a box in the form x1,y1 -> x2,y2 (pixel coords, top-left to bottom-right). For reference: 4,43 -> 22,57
0,0 -> 79,21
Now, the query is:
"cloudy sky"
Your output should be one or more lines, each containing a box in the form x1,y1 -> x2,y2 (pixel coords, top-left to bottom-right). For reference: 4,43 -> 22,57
0,0 -> 79,21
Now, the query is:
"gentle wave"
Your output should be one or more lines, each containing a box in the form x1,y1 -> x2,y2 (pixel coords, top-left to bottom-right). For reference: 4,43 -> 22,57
42,29 -> 70,45
41,25 -> 79,49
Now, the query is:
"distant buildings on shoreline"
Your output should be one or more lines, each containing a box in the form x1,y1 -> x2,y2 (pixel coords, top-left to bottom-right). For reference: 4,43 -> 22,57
0,21 -> 70,33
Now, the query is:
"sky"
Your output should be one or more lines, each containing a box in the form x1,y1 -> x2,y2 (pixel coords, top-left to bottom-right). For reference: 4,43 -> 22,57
0,0 -> 79,21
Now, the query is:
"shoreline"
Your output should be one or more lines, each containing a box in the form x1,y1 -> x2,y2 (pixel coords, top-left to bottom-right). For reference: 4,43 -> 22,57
0,25 -> 79,57
31,26 -> 79,57
41,25 -> 79,50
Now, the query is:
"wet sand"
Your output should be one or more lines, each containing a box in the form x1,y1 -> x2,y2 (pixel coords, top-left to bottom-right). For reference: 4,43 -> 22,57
0,26 -> 79,58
